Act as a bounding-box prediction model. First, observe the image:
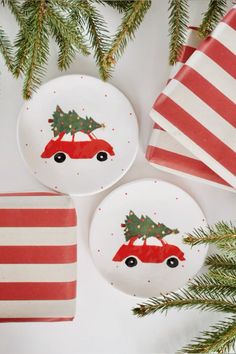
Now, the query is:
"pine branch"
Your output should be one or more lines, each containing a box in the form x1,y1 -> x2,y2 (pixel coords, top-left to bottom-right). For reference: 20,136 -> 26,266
188,274 -> 236,298
198,0 -> 227,38
0,26 -> 14,72
19,0 -> 49,99
74,0 -> 110,80
168,0 -> 189,65
133,290 -> 236,317
184,222 -> 236,247
47,3 -> 89,71
180,316 -> 236,354
206,254 -> 236,270
102,0 -> 151,72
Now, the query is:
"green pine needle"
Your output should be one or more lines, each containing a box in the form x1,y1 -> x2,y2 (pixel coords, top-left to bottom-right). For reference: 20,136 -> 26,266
198,0 -> 227,38
168,0 -> 189,65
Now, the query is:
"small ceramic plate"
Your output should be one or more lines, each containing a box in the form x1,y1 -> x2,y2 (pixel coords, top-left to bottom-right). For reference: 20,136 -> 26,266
17,75 -> 138,195
90,179 -> 208,298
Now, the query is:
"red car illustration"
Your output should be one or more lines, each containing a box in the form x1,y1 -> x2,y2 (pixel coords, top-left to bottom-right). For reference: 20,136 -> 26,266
112,236 -> 185,268
41,133 -> 115,163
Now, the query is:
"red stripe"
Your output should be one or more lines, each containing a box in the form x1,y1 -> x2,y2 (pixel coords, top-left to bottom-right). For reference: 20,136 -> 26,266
0,192 -> 60,197
222,8 -> 236,31
178,46 -> 196,63
0,317 -> 74,322
0,245 -> 77,264
198,37 -> 236,78
146,146 -> 230,186
0,209 -> 77,227
153,123 -> 165,131
153,94 -> 236,176
0,281 -> 76,300
175,65 -> 236,127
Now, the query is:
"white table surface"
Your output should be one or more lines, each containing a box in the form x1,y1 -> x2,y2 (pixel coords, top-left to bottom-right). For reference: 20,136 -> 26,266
0,1 -> 235,353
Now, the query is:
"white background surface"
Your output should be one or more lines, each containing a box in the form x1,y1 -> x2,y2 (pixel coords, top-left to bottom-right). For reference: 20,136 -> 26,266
0,1 -> 235,353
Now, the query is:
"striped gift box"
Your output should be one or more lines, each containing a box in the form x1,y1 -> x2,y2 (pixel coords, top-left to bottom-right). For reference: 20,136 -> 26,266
0,192 -> 77,322
149,6 -> 236,190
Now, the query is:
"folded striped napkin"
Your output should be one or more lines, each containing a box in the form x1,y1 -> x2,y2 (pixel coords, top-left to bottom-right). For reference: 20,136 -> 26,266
0,192 -> 77,322
148,6 -> 236,190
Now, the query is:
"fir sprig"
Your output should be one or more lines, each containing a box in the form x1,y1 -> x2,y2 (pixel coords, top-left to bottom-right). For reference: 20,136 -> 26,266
73,0 -> 110,80
0,26 -> 13,71
168,0 -> 189,65
133,222 -> 236,353
198,0 -> 227,38
102,0 -> 151,73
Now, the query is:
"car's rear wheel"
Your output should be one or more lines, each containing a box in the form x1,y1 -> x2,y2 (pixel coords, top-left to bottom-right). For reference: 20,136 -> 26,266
54,152 -> 66,163
125,257 -> 138,267
96,151 -> 108,162
166,257 -> 179,268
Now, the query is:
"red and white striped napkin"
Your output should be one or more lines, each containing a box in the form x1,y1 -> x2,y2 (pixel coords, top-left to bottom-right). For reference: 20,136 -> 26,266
148,6 -> 236,191
0,192 -> 77,322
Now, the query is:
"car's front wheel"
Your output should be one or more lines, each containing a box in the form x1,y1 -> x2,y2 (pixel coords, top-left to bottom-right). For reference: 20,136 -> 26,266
54,152 -> 66,163
96,151 -> 108,162
166,257 -> 179,268
125,257 -> 138,267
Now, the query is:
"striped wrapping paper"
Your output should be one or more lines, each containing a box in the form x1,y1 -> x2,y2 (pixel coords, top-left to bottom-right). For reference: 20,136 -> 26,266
0,192 -> 77,322
149,6 -> 236,190
146,26 -> 234,191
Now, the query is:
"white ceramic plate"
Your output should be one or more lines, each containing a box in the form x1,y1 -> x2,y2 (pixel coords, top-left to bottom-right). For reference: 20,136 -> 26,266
90,179 -> 208,298
17,75 -> 138,195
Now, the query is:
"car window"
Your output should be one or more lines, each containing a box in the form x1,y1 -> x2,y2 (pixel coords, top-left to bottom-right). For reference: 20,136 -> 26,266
53,132 -> 92,142
146,237 -> 162,245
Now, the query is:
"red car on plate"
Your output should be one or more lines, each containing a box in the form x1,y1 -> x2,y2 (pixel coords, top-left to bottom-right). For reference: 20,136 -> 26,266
41,133 -> 115,163
112,236 -> 185,268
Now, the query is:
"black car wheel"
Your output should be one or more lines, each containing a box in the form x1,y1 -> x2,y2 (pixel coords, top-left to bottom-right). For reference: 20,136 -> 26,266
54,152 -> 66,163
166,257 -> 179,268
96,151 -> 108,162
125,257 -> 138,267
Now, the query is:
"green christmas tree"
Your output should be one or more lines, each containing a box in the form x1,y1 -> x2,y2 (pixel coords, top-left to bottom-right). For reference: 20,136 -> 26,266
49,106 -> 105,137
122,210 -> 179,241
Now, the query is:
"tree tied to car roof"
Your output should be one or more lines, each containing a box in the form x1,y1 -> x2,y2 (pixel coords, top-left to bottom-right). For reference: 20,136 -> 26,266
122,210 -> 179,241
48,105 -> 105,137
